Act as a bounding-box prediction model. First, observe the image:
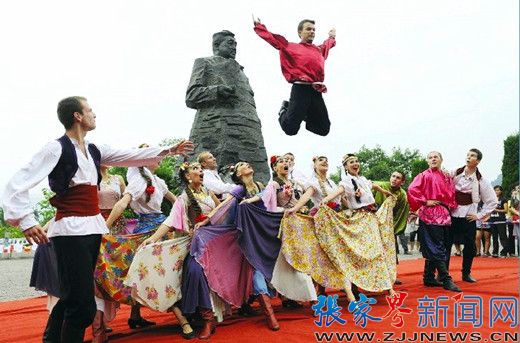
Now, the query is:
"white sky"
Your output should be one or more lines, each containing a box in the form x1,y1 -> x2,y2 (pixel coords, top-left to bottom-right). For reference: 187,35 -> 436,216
0,0 -> 518,200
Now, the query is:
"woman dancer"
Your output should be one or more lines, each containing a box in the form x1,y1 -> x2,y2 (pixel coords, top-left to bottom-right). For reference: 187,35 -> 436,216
242,156 -> 317,307
318,153 -> 396,297
102,145 -> 176,329
133,162 -> 250,340
283,156 -> 355,301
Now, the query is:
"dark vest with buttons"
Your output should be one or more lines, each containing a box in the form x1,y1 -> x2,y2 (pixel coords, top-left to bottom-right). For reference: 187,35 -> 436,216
48,135 -> 101,196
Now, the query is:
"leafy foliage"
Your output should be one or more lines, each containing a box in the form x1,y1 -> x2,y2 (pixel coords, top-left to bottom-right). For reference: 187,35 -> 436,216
501,132 -> 519,197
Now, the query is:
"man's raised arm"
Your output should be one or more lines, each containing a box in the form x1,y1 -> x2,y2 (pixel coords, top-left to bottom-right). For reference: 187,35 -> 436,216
253,17 -> 289,50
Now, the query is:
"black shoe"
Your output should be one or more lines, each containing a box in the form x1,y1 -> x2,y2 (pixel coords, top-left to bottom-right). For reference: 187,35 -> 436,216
282,299 -> 303,309
424,279 -> 443,287
105,326 -> 113,333
238,303 -> 259,317
492,254 -> 499,258
462,274 -> 477,283
181,323 -> 196,340
128,317 -> 156,329
394,279 -> 403,285
278,100 -> 289,117
443,279 -> 462,292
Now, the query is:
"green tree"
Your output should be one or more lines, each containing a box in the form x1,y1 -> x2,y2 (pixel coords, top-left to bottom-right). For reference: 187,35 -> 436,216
36,188 -> 56,225
348,145 -> 427,187
501,132 -> 519,197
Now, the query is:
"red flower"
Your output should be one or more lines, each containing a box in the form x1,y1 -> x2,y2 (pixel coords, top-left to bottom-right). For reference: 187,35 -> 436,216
327,202 -> 340,211
145,185 -> 155,195
195,214 -> 208,223
270,155 -> 278,165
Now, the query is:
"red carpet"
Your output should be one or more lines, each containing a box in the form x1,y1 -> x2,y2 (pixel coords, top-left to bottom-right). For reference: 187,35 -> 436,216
0,257 -> 518,343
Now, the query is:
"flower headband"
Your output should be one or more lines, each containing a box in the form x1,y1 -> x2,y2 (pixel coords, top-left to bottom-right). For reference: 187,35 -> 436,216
179,161 -> 191,171
342,154 -> 357,166
270,155 -> 279,165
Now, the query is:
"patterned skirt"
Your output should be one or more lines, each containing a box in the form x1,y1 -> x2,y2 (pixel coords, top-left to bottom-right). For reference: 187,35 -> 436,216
279,213 -> 350,290
95,232 -> 155,304
134,213 -> 166,234
124,235 -> 190,311
314,197 -> 397,292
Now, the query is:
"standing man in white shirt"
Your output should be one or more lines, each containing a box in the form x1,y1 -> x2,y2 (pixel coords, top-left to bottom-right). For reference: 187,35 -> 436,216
446,148 -> 498,283
198,151 -> 235,197
1,96 -> 193,343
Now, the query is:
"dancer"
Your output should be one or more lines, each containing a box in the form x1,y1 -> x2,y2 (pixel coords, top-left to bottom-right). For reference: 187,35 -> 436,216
373,171 -> 410,284
447,149 -> 497,282
1,96 -> 193,342
99,165 -> 126,234
135,162 -> 253,339
240,156 -> 317,306
318,153 -> 397,296
284,156 -> 356,300
407,151 -> 461,292
102,144 -> 177,329
253,17 -> 336,136
283,152 -> 308,184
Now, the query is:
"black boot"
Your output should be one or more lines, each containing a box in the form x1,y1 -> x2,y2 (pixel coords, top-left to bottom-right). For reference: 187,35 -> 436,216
435,260 -> 461,292
278,100 -> 289,118
43,302 -> 65,343
423,260 -> 443,287
462,255 -> 477,282
60,321 -> 86,343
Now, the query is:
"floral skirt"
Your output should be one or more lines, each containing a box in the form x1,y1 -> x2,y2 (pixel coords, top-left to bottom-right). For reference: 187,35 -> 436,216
124,235 -> 190,311
279,213 -> 349,290
95,232 -> 155,304
314,197 -> 397,292
100,209 -> 126,235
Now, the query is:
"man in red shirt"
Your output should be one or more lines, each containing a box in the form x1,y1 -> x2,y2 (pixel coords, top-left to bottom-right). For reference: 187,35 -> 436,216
254,17 -> 336,136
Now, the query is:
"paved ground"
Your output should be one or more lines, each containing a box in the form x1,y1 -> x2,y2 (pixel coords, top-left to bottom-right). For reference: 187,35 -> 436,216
0,256 -> 45,301
0,251 -> 423,302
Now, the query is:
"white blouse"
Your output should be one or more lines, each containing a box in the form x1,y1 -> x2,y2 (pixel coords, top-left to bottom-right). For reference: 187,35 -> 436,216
125,167 -> 169,214
2,138 -> 164,237
304,176 -> 340,208
339,174 -> 375,210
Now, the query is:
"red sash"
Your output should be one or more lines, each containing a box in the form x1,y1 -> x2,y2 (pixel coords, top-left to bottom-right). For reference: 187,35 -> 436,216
49,185 -> 100,221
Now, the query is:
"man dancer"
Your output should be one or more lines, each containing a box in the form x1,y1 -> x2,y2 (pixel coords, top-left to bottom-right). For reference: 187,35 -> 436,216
198,151 -> 235,197
447,149 -> 497,282
1,96 -> 193,342
254,17 -> 336,136
374,171 -> 410,284
407,152 -> 461,292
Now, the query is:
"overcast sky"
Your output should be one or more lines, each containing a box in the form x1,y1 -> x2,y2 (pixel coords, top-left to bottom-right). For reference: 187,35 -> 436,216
0,0 -> 518,201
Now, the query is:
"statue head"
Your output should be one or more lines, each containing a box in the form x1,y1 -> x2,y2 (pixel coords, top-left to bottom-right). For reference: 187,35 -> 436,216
212,30 -> 237,59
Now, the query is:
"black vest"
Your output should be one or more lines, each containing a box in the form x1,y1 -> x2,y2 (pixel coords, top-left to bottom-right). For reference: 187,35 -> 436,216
48,135 -> 101,196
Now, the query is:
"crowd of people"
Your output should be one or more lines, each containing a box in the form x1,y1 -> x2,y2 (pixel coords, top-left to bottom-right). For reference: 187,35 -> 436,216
0,9 -> 516,342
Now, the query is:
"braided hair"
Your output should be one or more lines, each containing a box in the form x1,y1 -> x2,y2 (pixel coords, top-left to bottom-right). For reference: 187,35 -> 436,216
313,156 -> 330,197
178,162 -> 203,228
137,143 -> 153,203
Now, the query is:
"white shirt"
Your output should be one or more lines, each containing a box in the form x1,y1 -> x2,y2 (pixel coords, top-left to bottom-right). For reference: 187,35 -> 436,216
450,170 -> 498,219
304,176 -> 340,208
1,138 -> 164,237
202,169 -> 235,195
289,167 -> 308,185
340,174 -> 375,210
125,167 -> 169,214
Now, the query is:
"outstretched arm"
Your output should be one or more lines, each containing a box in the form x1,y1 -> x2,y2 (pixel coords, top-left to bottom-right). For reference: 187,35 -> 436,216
106,193 -> 132,229
253,17 -> 289,50
318,28 -> 336,59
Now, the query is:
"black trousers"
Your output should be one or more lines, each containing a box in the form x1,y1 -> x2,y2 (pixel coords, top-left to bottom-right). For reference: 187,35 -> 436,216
507,223 -> 517,255
51,234 -> 101,329
418,221 -> 450,262
490,222 -> 508,256
279,84 -> 330,136
446,217 -> 476,274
